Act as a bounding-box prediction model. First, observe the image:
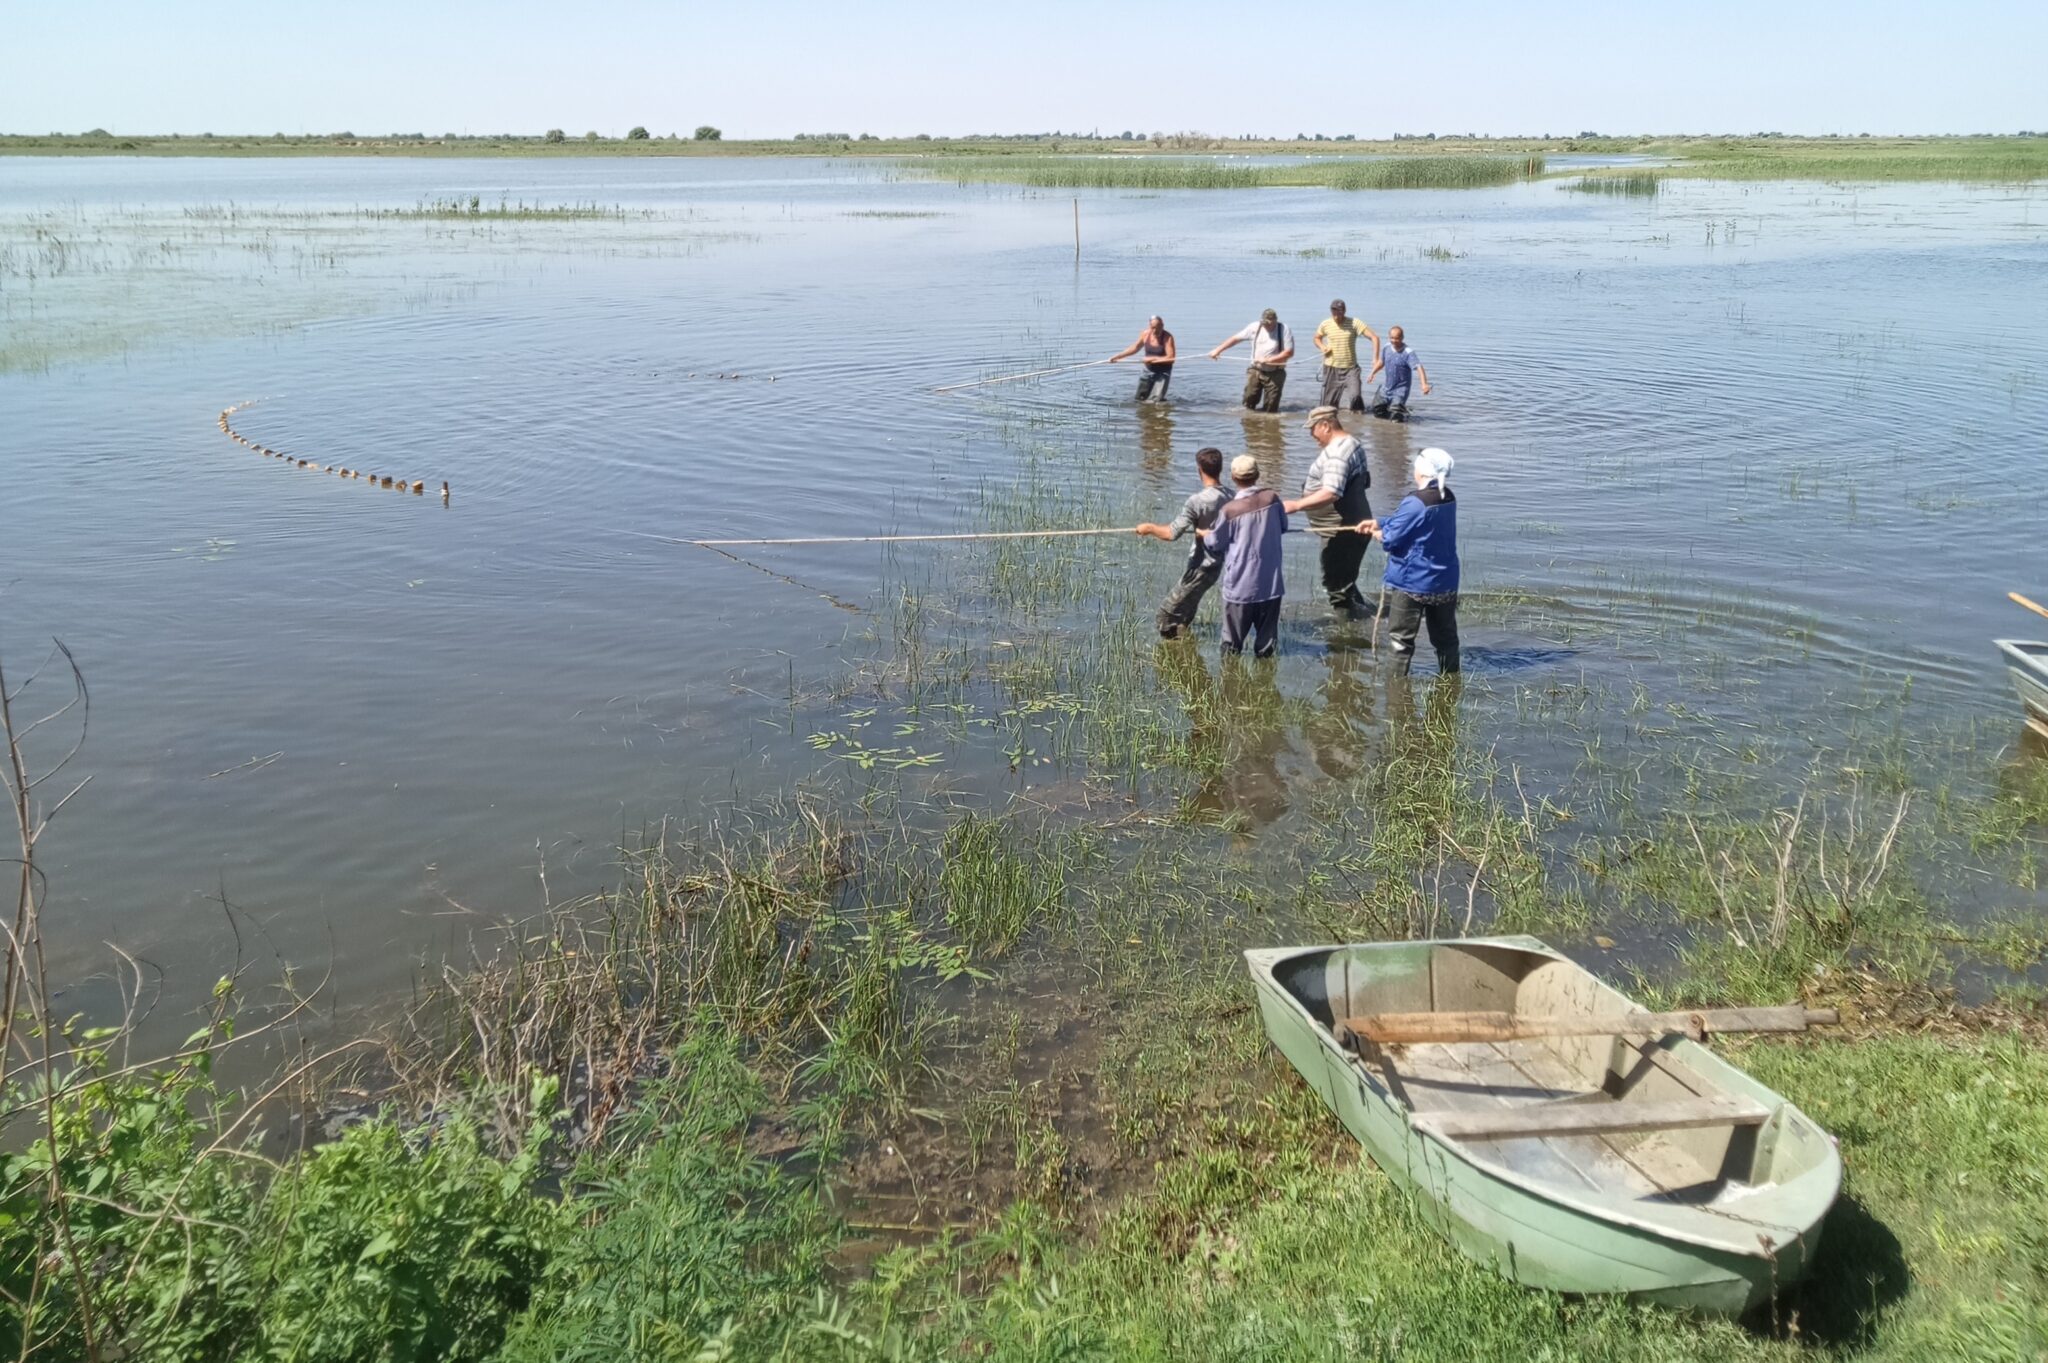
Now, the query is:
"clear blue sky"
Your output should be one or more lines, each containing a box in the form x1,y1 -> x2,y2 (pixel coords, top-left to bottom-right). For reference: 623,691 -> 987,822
5,0 -> 2043,139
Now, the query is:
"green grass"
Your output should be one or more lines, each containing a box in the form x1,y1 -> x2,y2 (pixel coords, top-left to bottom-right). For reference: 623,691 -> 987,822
1642,136 -> 2048,183
1565,171 -> 1665,196
919,154 -> 1545,191
846,1029 -> 2048,1362
358,196 -> 642,220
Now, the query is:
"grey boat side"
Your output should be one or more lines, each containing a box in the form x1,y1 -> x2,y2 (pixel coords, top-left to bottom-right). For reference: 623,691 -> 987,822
1245,937 -> 1842,1315
1994,638 -> 2048,736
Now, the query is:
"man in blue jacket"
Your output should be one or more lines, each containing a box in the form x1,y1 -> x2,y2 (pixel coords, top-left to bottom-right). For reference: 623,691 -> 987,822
1359,447 -> 1459,675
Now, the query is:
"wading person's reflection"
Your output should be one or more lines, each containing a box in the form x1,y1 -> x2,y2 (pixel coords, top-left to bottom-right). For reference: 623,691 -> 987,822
1303,638 -> 1377,781
1156,643 -> 1292,829
1136,401 -> 1176,480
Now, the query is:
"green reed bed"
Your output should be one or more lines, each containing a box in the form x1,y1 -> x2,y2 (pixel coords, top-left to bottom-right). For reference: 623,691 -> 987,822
358,196 -> 644,220
1564,170 -> 1665,196
918,153 -> 1545,191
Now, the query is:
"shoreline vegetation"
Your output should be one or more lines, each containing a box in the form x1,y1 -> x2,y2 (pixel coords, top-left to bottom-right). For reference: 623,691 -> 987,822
6,439 -> 2047,1355
4,170 -> 2046,1357
4,131 -> 2047,183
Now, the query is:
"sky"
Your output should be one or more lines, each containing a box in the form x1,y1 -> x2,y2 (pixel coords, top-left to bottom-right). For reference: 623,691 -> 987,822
4,0 -> 2044,140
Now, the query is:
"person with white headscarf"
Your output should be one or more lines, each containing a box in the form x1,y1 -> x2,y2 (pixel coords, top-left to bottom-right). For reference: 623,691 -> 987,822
1356,447 -> 1460,675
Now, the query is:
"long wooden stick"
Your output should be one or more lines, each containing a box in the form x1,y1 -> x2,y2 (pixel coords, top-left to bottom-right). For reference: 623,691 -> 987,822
933,358 -> 1111,393
1337,1004 -> 1839,1047
2010,591 -> 2048,624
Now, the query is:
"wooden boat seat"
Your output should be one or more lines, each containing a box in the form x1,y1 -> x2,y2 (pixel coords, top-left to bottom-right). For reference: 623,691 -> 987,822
1414,1094 -> 1772,1142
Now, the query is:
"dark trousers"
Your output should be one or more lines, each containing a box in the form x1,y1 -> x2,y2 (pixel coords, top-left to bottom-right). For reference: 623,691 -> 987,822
1156,559 -> 1220,636
1369,385 -> 1411,421
1136,364 -> 1173,402
1319,529 -> 1372,610
1320,365 -> 1365,411
1386,591 -> 1460,675
1221,597 -> 1282,657
1241,364 -> 1285,413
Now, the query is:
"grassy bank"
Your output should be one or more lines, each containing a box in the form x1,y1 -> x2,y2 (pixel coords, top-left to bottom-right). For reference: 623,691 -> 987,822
6,132 -> 2044,183
7,397 -> 2048,1357
918,154 -> 1546,191
1638,136 -> 2048,183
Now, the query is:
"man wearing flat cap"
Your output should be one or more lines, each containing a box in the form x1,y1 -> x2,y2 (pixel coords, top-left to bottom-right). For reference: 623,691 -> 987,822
1285,406 -> 1375,617
1313,299 -> 1379,412
1210,308 -> 1295,413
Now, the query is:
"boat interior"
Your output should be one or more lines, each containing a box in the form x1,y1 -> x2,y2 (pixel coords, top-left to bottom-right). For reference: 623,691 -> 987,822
1273,941 -> 1825,1208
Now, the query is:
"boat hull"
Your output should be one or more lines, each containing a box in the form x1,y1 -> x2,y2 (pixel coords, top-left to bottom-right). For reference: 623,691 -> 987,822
1995,639 -> 2048,738
1247,938 -> 1838,1315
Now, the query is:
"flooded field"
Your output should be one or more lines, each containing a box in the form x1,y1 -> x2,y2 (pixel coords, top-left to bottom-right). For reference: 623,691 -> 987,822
4,153 -> 2046,1049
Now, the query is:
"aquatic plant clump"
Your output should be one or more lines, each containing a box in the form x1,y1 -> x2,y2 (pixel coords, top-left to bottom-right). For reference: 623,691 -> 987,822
919,154 -> 1545,192
1563,171 -> 1664,196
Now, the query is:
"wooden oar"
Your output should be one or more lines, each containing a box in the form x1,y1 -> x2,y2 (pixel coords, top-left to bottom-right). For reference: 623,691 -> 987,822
1336,1004 -> 1839,1047
2010,592 -> 2048,624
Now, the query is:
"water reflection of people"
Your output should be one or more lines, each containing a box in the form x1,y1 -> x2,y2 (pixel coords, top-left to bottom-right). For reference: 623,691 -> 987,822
1303,636 -> 1377,781
1384,669 -> 1466,789
1156,643 -> 1293,828
1135,401 -> 1176,480
1238,410 -> 1287,490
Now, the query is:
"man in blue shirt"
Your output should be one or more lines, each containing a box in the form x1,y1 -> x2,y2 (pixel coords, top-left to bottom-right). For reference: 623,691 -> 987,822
1366,325 -> 1432,422
1203,454 -> 1291,657
1359,446 -> 1459,674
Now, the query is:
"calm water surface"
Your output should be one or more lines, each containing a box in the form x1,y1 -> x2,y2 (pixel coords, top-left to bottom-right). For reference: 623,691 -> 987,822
4,156 -> 2045,1032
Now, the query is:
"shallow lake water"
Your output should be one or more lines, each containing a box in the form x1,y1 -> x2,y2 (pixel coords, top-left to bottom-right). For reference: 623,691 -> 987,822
4,155 -> 2045,1039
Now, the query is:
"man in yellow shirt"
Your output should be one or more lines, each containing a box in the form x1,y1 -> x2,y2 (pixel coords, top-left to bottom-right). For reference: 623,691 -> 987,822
1312,299 -> 1380,412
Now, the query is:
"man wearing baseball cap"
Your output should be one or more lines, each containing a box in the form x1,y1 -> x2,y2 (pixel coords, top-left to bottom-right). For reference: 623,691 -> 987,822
1283,406 -> 1375,618
1209,308 -> 1295,414
1200,453 -> 1292,657
1313,299 -> 1379,413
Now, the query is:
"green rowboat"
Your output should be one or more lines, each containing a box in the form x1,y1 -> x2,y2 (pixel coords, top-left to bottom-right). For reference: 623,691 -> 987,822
1246,936 -> 1841,1315
1994,639 -> 2048,739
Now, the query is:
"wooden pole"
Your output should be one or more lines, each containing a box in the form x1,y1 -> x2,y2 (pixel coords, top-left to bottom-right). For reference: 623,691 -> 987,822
1073,198 -> 1080,259
1336,1005 -> 1840,1047
2009,591 -> 2048,624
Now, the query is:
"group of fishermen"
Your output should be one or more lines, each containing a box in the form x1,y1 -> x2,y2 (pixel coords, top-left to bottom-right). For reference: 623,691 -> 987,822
1118,306 -> 1458,673
1108,301 -> 1430,419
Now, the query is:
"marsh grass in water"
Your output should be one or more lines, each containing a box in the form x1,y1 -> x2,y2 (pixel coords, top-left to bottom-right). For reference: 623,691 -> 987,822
359,196 -> 645,220
918,154 -> 1545,191
1565,171 -> 1665,196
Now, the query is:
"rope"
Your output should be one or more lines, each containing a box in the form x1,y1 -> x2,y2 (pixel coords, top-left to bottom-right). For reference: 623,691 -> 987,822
625,523 -> 1355,548
932,359 -> 1111,394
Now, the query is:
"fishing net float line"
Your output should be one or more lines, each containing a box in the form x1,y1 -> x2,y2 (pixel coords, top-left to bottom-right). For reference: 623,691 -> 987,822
218,401 -> 449,504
